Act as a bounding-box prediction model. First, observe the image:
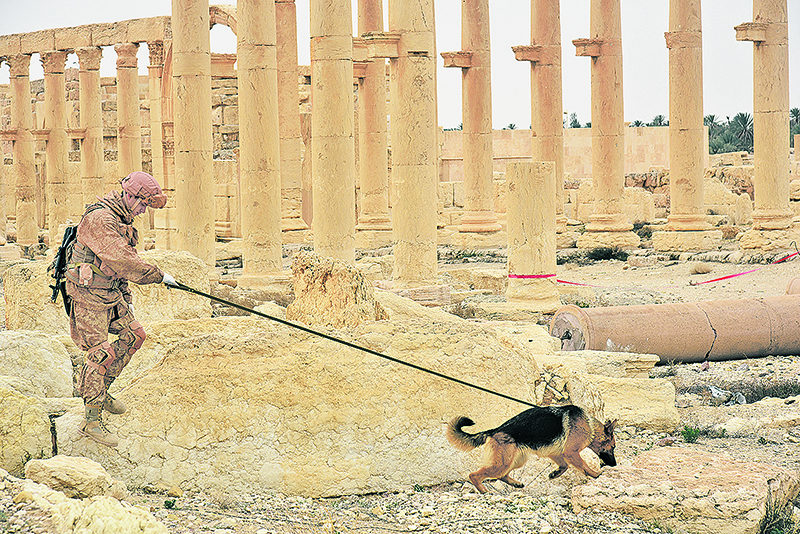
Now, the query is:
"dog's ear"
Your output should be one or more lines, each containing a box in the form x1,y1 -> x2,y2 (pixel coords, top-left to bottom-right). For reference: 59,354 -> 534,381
604,419 -> 618,435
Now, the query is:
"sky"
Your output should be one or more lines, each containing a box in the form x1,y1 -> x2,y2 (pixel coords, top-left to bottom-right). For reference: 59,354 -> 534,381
0,0 -> 798,130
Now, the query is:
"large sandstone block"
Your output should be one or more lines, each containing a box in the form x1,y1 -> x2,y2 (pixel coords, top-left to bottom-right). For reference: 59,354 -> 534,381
586,375 -> 678,432
0,330 -> 73,398
57,315 -> 542,497
26,455 -> 127,499
572,448 -> 800,534
3,251 -> 211,335
0,386 -> 53,477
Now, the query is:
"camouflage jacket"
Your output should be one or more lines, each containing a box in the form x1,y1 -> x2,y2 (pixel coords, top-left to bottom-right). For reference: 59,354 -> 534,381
65,191 -> 164,311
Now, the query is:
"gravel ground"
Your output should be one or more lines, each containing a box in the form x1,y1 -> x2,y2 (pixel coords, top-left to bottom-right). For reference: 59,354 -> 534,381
2,250 -> 800,533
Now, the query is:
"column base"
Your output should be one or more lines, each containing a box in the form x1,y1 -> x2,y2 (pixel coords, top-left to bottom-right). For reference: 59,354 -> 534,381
458,210 -> 502,234
738,225 -> 800,253
585,212 -> 633,233
356,213 -> 392,230
355,229 -> 393,249
751,208 -> 795,230
455,229 -> 507,250
664,213 -> 711,232
507,279 -> 561,314
576,230 -> 640,250
652,229 -> 723,252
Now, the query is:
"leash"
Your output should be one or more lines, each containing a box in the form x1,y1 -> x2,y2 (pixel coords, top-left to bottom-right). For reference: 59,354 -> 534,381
168,281 -> 536,408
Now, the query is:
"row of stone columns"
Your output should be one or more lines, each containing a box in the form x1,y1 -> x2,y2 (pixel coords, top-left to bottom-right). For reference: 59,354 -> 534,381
2,42 -> 166,248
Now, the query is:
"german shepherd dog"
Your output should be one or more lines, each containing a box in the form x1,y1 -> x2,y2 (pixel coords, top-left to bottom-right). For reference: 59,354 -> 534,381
447,405 -> 617,493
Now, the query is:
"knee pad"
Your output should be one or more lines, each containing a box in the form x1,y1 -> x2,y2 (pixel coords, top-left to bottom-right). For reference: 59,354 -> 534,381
118,320 -> 146,352
84,341 -> 116,377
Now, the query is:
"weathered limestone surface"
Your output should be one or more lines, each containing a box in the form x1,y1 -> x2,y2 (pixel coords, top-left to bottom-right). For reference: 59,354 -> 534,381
542,350 -> 660,379
585,375 -> 678,432
572,448 -> 800,534
55,310 -> 544,497
0,330 -> 73,398
286,251 -> 388,328
0,387 -> 52,477
25,455 -> 127,499
3,251 -> 211,335
2,469 -> 166,534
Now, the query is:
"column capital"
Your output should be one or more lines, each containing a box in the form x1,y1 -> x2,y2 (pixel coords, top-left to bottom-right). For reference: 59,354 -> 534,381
6,54 -> 32,78
148,41 -> 165,67
441,50 -> 472,68
114,42 -> 139,68
76,47 -> 103,71
40,50 -> 68,74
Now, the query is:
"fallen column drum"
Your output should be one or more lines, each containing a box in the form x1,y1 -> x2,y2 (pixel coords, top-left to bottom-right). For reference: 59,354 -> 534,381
549,295 -> 800,363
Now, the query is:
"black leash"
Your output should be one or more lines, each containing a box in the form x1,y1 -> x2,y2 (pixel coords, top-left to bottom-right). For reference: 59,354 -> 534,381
169,281 -> 535,408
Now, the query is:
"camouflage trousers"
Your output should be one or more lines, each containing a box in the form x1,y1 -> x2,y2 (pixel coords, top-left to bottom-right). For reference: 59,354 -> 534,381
70,300 -> 146,406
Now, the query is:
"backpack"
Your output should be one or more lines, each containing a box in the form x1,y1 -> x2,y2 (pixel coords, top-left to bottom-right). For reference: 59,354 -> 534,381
48,225 -> 78,315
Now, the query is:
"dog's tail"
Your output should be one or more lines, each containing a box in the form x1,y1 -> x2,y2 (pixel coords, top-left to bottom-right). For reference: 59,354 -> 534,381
446,416 -> 488,451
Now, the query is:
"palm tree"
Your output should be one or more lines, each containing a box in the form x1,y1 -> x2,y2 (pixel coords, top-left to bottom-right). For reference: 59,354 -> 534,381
505,123 -> 517,130
729,112 -> 754,151
790,107 -> 800,128
648,115 -> 667,127
568,112 -> 581,129
629,119 -> 645,127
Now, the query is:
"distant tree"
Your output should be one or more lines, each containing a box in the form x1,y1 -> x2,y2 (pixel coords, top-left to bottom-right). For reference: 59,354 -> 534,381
729,112 -> 754,151
569,112 -> 582,129
790,107 -> 800,128
630,119 -> 645,127
584,121 -> 591,128
709,130 -> 740,154
504,123 -> 517,130
648,114 -> 668,127
443,123 -> 463,131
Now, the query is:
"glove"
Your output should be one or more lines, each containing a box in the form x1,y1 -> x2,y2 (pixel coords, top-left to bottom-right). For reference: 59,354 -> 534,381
161,272 -> 178,288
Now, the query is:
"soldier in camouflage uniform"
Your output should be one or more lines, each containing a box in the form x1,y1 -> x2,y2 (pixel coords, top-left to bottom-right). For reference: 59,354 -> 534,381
65,171 -> 177,447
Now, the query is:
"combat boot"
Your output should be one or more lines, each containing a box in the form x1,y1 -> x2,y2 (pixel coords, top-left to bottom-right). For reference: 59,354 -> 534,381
78,405 -> 119,448
103,391 -> 127,415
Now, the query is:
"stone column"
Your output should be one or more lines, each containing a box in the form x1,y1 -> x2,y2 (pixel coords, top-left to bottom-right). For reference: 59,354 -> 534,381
41,50 -> 70,245
147,42 -> 166,240
792,134 -> 800,213
355,0 -> 392,249
736,0 -> 797,251
115,43 -> 142,177
76,47 -> 105,207
441,0 -> 501,248
310,0 -> 356,262
389,0 -> 439,287
173,0 -> 215,265
276,0 -> 309,240
236,0 -> 283,286
7,54 -> 39,246
147,43 -> 165,194
654,0 -> 721,252
506,161 -> 561,312
513,1 -> 572,246
573,0 -> 639,249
